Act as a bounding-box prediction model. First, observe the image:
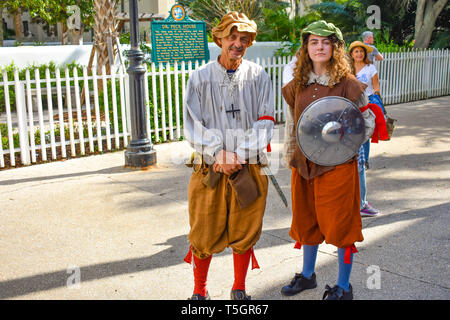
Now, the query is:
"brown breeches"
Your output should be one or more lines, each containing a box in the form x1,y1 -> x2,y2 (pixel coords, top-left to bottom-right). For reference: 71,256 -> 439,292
290,160 -> 364,248
187,164 -> 268,259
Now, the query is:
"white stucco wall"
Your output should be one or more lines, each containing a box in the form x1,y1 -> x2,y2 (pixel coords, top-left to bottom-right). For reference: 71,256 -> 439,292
0,41 -> 283,68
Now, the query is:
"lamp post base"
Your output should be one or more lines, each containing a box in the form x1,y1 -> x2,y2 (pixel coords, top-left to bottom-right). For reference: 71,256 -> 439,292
124,146 -> 157,168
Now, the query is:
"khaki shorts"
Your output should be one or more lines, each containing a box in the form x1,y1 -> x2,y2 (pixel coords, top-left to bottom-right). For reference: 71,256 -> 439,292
187,164 -> 268,259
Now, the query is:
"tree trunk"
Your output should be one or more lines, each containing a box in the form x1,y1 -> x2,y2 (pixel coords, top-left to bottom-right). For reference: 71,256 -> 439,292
413,0 -> 448,49
69,25 -> 84,45
13,10 -> 23,41
93,0 -> 117,75
60,22 -> 68,45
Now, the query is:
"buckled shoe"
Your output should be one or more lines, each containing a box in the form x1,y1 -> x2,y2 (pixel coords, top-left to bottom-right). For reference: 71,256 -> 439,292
322,284 -> 353,300
230,289 -> 251,300
188,292 -> 210,300
280,272 -> 317,296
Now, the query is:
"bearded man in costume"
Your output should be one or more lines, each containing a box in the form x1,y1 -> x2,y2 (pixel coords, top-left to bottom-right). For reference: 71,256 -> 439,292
182,12 -> 275,300
281,21 -> 375,300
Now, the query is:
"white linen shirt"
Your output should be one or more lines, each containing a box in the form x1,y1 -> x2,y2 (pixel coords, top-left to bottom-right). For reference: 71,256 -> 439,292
183,59 -> 275,164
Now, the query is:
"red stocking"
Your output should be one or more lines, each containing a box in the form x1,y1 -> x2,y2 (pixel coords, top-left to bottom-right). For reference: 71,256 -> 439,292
193,255 -> 212,297
233,247 -> 260,291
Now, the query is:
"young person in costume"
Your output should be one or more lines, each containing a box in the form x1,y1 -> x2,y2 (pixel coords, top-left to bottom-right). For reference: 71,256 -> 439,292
348,41 -> 389,217
281,21 -> 375,300
182,12 -> 275,300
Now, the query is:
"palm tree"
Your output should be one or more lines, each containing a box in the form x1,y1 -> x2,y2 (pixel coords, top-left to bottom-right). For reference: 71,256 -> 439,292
177,0 -> 270,30
93,0 -> 117,74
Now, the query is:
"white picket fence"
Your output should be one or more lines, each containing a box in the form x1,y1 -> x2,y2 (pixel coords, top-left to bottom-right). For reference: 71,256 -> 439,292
0,49 -> 449,169
375,49 -> 450,105
0,56 -> 288,168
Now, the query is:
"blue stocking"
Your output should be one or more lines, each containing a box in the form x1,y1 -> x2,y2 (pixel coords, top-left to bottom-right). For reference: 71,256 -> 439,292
301,244 -> 319,278
337,247 -> 353,291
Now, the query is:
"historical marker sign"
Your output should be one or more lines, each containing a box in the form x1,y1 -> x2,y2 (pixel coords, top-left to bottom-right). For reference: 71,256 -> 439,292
151,5 -> 210,64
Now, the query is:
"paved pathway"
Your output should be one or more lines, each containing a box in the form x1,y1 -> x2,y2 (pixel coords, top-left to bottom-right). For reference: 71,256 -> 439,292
0,96 -> 449,300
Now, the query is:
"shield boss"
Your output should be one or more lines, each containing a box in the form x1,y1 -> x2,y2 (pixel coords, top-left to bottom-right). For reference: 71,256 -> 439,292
296,96 -> 365,166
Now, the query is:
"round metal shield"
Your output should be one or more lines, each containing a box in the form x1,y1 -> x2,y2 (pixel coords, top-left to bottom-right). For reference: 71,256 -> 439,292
296,96 -> 365,166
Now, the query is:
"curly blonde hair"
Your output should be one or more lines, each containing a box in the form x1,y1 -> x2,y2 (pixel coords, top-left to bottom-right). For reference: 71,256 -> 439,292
293,33 -> 352,90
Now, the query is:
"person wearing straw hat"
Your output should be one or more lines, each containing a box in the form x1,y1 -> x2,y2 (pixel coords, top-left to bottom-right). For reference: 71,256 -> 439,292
281,20 -> 375,300
349,40 -> 386,170
182,12 -> 275,300
348,40 -> 384,114
348,40 -> 388,219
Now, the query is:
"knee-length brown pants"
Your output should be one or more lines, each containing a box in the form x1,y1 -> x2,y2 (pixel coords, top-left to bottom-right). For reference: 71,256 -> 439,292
187,164 -> 268,259
290,160 -> 364,249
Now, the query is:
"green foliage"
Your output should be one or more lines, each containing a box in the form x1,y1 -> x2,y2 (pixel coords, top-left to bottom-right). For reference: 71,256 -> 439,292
432,31 -> 450,49
27,0 -> 95,28
370,28 -> 414,52
119,32 -> 152,66
177,0 -> 264,30
257,4 -> 318,56
2,0 -> 26,13
177,0 -> 285,34
308,0 -> 447,50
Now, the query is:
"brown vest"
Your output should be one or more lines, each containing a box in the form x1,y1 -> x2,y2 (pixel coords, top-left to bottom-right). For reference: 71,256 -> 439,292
282,75 -> 366,180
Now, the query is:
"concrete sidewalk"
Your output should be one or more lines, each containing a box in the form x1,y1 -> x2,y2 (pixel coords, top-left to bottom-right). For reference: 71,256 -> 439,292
0,96 -> 449,300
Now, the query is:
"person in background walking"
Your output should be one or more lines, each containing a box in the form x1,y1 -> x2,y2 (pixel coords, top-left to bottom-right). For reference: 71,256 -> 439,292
359,32 -> 385,170
348,41 -> 388,217
362,31 -> 383,64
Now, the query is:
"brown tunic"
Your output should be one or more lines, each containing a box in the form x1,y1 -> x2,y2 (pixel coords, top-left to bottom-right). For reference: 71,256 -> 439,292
282,75 -> 366,248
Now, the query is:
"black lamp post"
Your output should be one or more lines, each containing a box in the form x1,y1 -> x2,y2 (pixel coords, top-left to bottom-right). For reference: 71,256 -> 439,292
125,0 -> 156,167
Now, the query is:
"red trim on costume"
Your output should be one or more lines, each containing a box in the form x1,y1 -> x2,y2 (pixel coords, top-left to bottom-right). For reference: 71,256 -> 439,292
344,244 -> 358,264
250,247 -> 260,270
257,115 -> 276,152
294,241 -> 302,250
184,245 -> 193,264
359,105 -> 369,113
359,104 -> 389,143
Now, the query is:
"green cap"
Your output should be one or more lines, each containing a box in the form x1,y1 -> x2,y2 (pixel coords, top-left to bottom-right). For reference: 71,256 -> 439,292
301,20 -> 343,41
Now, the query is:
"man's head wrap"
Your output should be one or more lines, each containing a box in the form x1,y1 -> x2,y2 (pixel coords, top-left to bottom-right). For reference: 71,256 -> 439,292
212,12 -> 257,48
301,20 -> 344,42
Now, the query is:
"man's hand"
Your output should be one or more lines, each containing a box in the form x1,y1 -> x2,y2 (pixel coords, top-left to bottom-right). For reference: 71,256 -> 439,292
214,150 -> 246,175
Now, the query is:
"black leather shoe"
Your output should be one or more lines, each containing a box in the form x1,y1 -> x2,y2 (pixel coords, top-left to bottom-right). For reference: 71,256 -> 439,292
230,289 -> 251,300
280,273 -> 317,296
322,284 -> 353,300
188,292 -> 210,300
